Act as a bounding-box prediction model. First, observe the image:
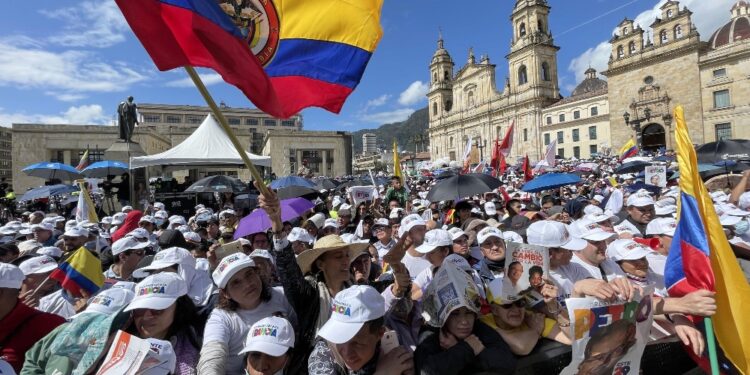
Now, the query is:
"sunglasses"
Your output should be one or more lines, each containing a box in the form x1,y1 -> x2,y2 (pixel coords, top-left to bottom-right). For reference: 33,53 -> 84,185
500,299 -> 527,309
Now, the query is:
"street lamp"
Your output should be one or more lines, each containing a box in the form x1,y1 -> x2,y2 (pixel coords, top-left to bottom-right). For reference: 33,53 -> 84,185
475,138 -> 487,161
623,107 -> 652,151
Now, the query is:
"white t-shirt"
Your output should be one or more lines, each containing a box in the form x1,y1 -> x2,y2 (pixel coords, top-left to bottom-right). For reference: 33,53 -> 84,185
548,262 -> 591,307
202,287 -> 296,375
402,251 -> 431,281
38,289 -> 77,319
646,252 -> 666,276
414,266 -> 435,297
570,253 -> 625,281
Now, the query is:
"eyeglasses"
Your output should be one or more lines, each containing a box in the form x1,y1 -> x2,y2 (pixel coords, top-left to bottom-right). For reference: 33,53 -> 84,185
500,299 -> 527,309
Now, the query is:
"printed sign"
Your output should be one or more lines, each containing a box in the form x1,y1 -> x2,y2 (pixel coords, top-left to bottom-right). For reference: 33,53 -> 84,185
350,186 -> 379,207
645,166 -> 667,188
502,242 -> 549,304
96,331 -> 150,375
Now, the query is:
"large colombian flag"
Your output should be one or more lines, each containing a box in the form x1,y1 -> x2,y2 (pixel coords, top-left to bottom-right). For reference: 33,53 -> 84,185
115,0 -> 383,118
50,247 -> 105,298
618,138 -> 638,161
666,105 -> 750,374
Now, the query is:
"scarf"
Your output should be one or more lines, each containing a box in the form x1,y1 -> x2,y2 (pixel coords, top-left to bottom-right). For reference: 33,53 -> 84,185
316,280 -> 334,332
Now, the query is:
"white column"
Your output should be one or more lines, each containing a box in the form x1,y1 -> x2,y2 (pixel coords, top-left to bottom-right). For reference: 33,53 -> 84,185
321,150 -> 328,177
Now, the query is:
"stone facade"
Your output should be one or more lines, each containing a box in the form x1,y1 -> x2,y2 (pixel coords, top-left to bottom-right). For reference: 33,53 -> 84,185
261,130 -> 352,177
0,128 -> 11,185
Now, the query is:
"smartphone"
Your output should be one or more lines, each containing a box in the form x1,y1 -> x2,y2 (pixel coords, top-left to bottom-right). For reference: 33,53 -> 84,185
380,330 -> 399,355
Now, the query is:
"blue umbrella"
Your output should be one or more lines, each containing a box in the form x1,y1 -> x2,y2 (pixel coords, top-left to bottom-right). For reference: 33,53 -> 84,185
81,160 -> 129,178
22,162 -> 81,180
269,176 -> 316,189
19,184 -> 79,202
521,173 -> 582,193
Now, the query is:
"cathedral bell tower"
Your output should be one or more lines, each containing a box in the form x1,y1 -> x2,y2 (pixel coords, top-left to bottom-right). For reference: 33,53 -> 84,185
428,33 -> 454,122
507,0 -> 560,99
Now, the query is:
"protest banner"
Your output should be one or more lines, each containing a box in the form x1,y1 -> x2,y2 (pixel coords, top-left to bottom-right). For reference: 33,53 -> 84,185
645,165 -> 667,187
561,286 -> 654,375
502,242 -> 549,303
422,259 -> 482,327
96,330 -> 150,375
349,185 -> 379,207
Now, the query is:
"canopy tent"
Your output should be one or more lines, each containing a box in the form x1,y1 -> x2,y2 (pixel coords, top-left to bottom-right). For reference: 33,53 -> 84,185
130,114 -> 271,169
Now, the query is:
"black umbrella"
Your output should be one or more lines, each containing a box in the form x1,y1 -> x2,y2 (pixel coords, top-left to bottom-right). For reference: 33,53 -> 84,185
337,178 -> 374,190
276,186 -> 321,200
624,183 -> 661,196
700,161 -> 750,181
312,178 -> 339,190
465,173 -> 502,190
696,139 -> 750,164
425,174 -> 498,202
184,175 -> 248,193
615,161 -> 651,174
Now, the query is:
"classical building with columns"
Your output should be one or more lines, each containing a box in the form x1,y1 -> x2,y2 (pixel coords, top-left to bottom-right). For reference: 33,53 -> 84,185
428,0 -> 750,164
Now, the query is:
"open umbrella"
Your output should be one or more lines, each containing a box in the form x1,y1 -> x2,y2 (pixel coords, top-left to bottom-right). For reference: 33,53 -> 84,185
615,161 -> 651,174
624,183 -> 661,196
22,162 -> 81,181
696,139 -> 750,164
465,173 -> 502,190
425,174 -> 498,202
235,197 -> 315,238
521,173 -> 582,193
276,186 -> 320,200
311,177 -> 339,190
269,176 -> 315,189
19,184 -> 79,202
80,160 -> 129,178
184,175 -> 247,193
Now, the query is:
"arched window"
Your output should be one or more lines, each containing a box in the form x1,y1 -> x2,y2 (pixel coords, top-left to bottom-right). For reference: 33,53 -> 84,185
519,23 -> 526,38
445,99 -> 452,112
617,45 -> 624,58
541,62 -> 550,81
674,25 -> 683,39
433,72 -> 437,83
623,27 -> 629,35
667,9 -> 674,18
432,102 -> 438,116
467,91 -> 475,107
660,30 -> 668,44
444,70 -> 450,81
537,19 -> 544,32
518,65 -> 528,85
629,41 -> 636,54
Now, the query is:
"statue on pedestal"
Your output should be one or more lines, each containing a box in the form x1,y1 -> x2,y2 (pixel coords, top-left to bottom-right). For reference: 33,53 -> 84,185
117,96 -> 139,142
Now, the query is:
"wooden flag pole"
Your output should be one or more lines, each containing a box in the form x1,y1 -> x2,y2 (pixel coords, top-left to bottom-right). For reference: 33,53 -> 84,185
183,66 -> 271,196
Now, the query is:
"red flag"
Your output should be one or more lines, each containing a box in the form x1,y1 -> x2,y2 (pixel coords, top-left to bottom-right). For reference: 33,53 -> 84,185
490,137 -> 499,177
499,186 -> 511,203
498,153 -> 507,175
498,121 -> 515,156
522,155 -> 533,182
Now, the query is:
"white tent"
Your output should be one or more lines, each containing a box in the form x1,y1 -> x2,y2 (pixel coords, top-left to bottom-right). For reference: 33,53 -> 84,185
130,114 -> 271,169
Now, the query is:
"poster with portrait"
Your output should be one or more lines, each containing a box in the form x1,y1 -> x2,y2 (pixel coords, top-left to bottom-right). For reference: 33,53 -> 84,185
645,165 -> 667,188
421,260 -> 482,328
561,286 -> 654,375
501,242 -> 549,303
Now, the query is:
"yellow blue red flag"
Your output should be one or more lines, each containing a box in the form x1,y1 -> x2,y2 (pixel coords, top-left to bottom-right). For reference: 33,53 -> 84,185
666,105 -> 750,374
50,247 -> 105,298
618,138 -> 638,161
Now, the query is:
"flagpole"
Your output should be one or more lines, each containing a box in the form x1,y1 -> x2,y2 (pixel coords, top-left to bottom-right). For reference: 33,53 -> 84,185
704,317 -> 721,375
183,66 -> 271,196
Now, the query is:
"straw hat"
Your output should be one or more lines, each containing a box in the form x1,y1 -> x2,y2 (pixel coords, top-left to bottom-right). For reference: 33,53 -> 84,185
296,234 -> 369,275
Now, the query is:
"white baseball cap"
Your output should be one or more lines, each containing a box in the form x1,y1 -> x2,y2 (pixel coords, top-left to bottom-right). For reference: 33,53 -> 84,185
212,253 -> 256,289
583,205 -> 604,216
503,231 -> 524,244
239,316 -> 296,356
30,223 -> 54,232
305,213 -> 326,229
738,192 -> 750,210
0,263 -> 25,289
168,216 -> 187,226
112,236 -> 150,256
646,218 -> 677,236
112,213 -> 127,226
85,288 -> 135,315
63,227 -> 89,238
127,228 -> 150,240
400,214 -> 426,234
249,249 -> 274,264
154,202 -> 165,210
654,199 -> 677,216
718,203 -> 750,217
154,210 -> 169,220
416,229 -> 453,254
317,285 -> 385,344
323,218 -> 339,230
526,221 -> 587,251
443,253 -> 473,272
448,227 -> 466,241
608,239 -> 651,261
238,238 -> 251,247
373,218 -> 389,228
584,212 -> 616,224
484,202 -> 497,216
219,209 -> 236,218
569,218 -> 617,242
139,215 -> 155,224
710,191 -> 729,203
134,247 -> 194,278
287,227 -> 314,244
37,246 -> 63,259
111,280 -> 137,292
719,212 -> 743,226
389,208 -> 405,219
101,217 -> 113,225
183,232 -> 201,243
627,192 -> 655,207
19,255 -> 58,276
124,273 -> 188,312
476,227 -> 504,245
121,205 -> 134,212
141,338 -> 177,375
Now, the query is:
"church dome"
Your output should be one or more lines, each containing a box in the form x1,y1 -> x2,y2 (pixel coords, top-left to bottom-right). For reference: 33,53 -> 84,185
709,1 -> 750,49
571,68 -> 607,97
431,36 -> 453,64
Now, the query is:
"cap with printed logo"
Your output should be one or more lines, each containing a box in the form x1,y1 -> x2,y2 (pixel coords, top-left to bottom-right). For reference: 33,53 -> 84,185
503,231 -> 524,244
183,232 -> 201,243
124,273 -> 188,312
239,316 -> 296,356
139,216 -> 155,224
416,229 -> 453,254
127,228 -> 150,240
389,208 -> 405,219
477,227 -> 504,245
30,223 -> 54,232
608,239 -> 651,261
141,338 -> 177,375
111,213 -> 127,226
84,288 -> 135,315
400,214 -> 426,234
323,218 -> 339,230
569,219 -> 616,242
112,236 -> 150,256
111,280 -> 137,292
37,246 -> 63,259
212,253 -> 256,289
133,247 -> 194,278
526,220 -> 587,250
448,227 -> 466,241
646,217 -> 677,236
63,227 -> 89,238
287,227 -> 314,244
372,218 -> 389,228
317,285 -> 385,344
627,192 -> 655,207
19,255 -> 58,276
0,263 -> 25,289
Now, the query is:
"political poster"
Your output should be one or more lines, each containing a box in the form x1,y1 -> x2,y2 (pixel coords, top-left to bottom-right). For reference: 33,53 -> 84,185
502,242 -> 549,303
96,330 -> 150,375
645,165 -> 667,188
421,259 -> 482,328
561,286 -> 654,375
349,186 -> 379,207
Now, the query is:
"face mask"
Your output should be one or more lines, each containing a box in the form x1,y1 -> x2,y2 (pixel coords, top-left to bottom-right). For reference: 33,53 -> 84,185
735,219 -> 749,235
155,219 -> 165,226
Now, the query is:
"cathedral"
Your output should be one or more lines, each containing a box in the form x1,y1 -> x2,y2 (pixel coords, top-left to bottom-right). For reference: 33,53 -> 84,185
428,0 -> 750,163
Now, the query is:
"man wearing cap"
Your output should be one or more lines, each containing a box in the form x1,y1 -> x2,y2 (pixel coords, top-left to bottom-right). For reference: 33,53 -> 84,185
0,263 -> 65,372
106,236 -> 149,281
321,218 -> 340,237
287,227 -> 313,255
18,255 -> 59,308
61,227 -> 90,255
32,223 -> 57,247
384,176 -> 408,209
337,205 -> 355,234
370,218 -> 395,266
411,229 -> 453,299
309,285 -> 414,375
474,227 -> 507,283
398,214 -> 431,280
614,191 -> 656,236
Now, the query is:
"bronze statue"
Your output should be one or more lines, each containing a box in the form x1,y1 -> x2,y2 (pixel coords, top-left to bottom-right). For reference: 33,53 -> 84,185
117,96 -> 139,142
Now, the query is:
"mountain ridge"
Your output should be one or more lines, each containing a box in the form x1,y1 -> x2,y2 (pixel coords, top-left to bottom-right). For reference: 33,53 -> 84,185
351,107 -> 429,155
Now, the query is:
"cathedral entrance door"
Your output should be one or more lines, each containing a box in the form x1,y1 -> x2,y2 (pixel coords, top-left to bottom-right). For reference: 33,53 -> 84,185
641,123 -> 666,153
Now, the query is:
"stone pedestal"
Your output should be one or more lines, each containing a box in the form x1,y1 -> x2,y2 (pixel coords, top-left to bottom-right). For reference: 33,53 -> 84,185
104,141 -> 146,163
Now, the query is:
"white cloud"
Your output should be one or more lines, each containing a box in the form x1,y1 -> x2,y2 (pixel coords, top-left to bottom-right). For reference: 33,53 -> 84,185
41,1 -> 129,48
359,108 -> 415,124
0,104 -> 110,127
567,0 -> 735,83
0,38 -> 147,96
165,72 -> 225,88
365,94 -> 391,110
398,81 -> 429,106
45,92 -> 87,102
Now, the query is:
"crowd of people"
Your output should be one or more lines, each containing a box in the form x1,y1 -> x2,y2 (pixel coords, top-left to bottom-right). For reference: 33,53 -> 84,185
2,155 -> 750,375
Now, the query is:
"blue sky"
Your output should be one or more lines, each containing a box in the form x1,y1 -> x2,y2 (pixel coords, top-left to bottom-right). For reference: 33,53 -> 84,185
0,0 -> 736,131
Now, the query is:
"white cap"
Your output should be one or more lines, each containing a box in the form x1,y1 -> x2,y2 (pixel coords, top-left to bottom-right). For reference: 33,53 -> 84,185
127,228 -> 150,240
646,217 -> 677,236
168,216 -> 187,226
323,218 -> 339,229
317,285 -> 385,344
63,227 -> 89,238
112,213 -> 127,226
503,231 -> 524,243
139,215 -> 155,224
627,192 -> 655,207
219,209 -> 236,218
212,253 -> 256,289
141,338 -> 177,375
37,246 -> 63,259
584,212 -> 615,224
287,227 -> 314,244
527,221 -> 587,251
608,239 -> 651,261
30,223 -> 54,232
416,229 -> 453,254
339,203 -> 352,212
0,263 -> 25,289
239,316 -> 296,356
476,227 -> 504,245
249,249 -> 274,263
121,205 -> 133,212
373,218 -> 389,227
719,212 -> 743,226
112,236 -> 150,256
569,218 -> 617,242
101,217 -> 113,225
85,288 -> 135,315
400,214 -> 426,234
124,273 -> 188,312
19,256 -> 58,276
154,202 -> 165,210
738,192 -> 750,210
134,247 -> 194,278
448,227 -> 466,241
154,210 -> 169,220
111,280 -> 137,292
484,202 -> 497,216
332,196 -> 343,209
710,191 -> 729,203
583,205 -> 604,216
176,225 -> 191,234
183,232 -> 201,243
655,199 -> 677,216
195,204 -> 206,211
718,203 -> 750,217
306,213 -> 326,229
389,208 -> 405,219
